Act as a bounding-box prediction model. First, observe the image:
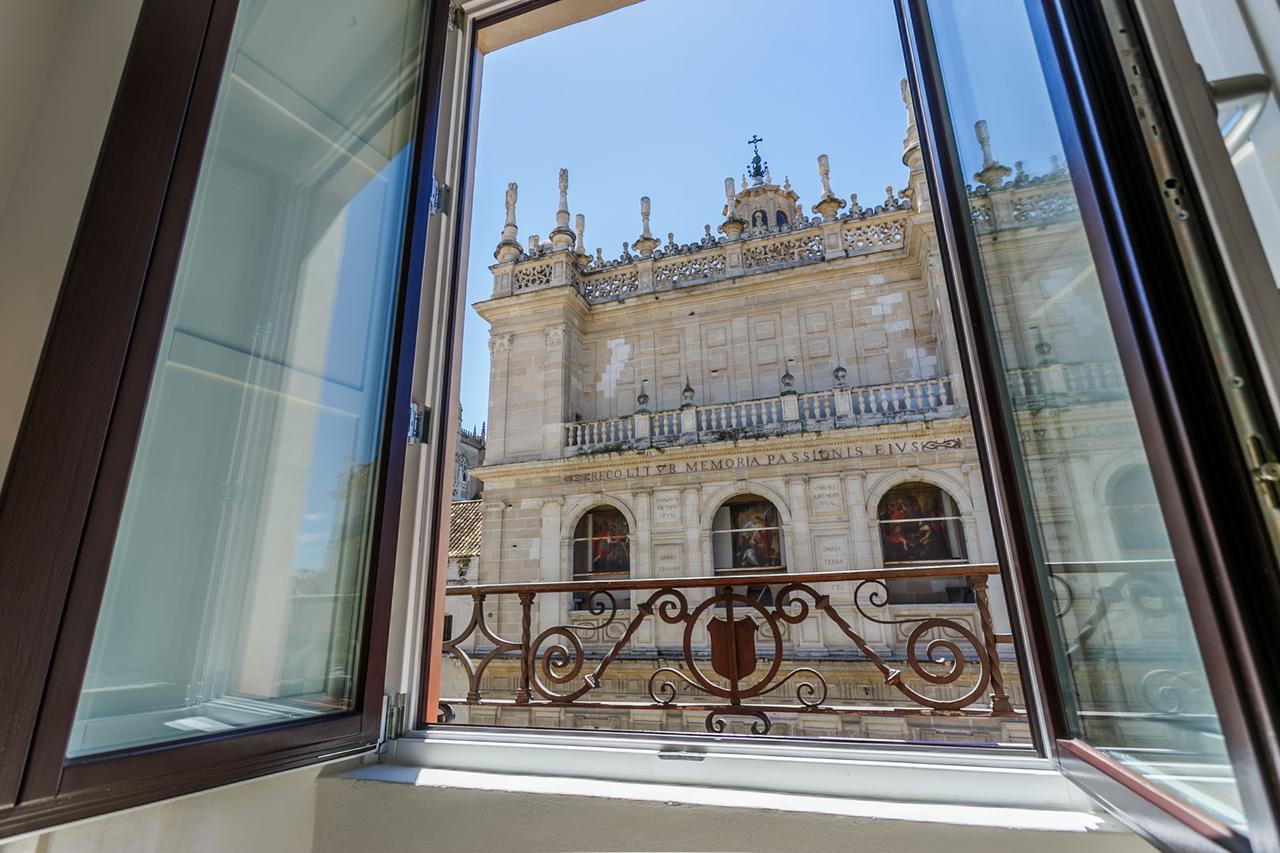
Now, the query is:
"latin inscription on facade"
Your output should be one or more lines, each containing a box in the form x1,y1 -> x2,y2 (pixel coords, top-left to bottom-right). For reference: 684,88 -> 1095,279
814,534 -> 851,571
652,490 -> 681,526
809,477 -> 844,517
559,438 -> 964,484
652,543 -> 684,577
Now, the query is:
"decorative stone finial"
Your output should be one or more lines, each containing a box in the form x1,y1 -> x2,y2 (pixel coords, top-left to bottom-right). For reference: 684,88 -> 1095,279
812,153 -> 846,221
1014,160 -> 1026,184
667,231 -> 676,248
741,175 -> 748,191
763,166 -> 772,184
621,240 -> 632,261
494,181 -> 522,261
595,247 -> 604,266
833,365 -> 848,387
527,234 -> 540,254
973,120 -> 1011,189
850,193 -> 861,214
783,176 -> 792,192
719,176 -> 746,241
703,224 -> 714,244
634,196 -> 659,257
550,168 -> 575,249
1033,326 -> 1055,365
681,376 -> 695,407
574,213 -> 586,253
818,154 -> 834,198
885,185 -> 896,207
636,380 -> 650,413
780,367 -> 796,394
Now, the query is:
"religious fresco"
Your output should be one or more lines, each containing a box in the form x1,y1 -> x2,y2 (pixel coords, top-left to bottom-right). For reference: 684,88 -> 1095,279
877,483 -> 965,563
729,501 -> 782,569
574,507 -> 630,574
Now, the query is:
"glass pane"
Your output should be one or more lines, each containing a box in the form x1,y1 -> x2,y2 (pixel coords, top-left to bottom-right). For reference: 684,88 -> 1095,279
925,0 -> 1245,827
69,0 -> 425,757
437,0 -> 1027,745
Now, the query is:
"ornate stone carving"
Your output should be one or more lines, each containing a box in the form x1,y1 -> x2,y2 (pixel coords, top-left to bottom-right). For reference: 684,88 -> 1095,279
544,324 -> 567,349
579,268 -> 640,301
489,333 -> 513,357
842,219 -> 905,255
741,234 -> 824,269
655,252 -> 727,286
513,262 -> 553,291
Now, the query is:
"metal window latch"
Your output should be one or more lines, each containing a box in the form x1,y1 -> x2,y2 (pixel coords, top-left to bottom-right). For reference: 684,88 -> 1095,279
430,175 -> 451,215
1247,435 -> 1280,508
409,401 -> 430,446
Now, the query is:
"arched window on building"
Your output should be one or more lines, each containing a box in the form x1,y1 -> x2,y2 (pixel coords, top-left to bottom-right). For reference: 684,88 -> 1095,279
775,210 -> 788,229
711,495 -> 786,605
571,506 -> 630,610
1107,465 -> 1171,559
877,482 -> 967,565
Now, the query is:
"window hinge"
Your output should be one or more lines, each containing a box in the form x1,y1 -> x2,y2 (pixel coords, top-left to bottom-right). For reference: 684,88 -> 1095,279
448,5 -> 465,30
379,693 -> 407,753
430,175 -> 452,215
409,401 -> 430,446
1247,435 -> 1280,509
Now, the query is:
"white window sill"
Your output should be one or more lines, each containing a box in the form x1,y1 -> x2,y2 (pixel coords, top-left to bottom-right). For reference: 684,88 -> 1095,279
355,727 -> 1138,840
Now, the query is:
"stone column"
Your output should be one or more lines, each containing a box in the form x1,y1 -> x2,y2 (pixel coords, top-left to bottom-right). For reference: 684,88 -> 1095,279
785,476 -> 823,651
542,324 -> 568,458
963,462 -> 1010,635
487,334 -> 513,463
631,488 -> 656,650
537,497 -> 563,636
632,488 -> 652,579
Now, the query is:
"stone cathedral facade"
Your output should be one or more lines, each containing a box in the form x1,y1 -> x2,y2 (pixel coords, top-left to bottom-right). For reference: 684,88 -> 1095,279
440,82 -> 1178,743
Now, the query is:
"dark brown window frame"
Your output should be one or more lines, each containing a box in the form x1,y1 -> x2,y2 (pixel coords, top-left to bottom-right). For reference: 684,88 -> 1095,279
900,0 -> 1280,850
0,0 -> 450,837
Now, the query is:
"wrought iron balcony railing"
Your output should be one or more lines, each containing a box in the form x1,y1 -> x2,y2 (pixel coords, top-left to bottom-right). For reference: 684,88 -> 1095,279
439,563 -> 1018,735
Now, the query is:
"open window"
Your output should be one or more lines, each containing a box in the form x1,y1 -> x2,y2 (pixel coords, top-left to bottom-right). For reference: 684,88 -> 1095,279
3,0 -> 1280,848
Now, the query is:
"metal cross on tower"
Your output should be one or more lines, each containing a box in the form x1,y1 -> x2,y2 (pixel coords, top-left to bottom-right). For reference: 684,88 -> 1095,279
746,134 -> 767,185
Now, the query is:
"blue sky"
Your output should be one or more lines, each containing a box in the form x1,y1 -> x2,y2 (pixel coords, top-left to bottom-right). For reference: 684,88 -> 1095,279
456,0 -> 1065,428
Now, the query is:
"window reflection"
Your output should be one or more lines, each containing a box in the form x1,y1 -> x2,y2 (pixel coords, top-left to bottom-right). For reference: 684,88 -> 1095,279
927,0 -> 1246,827
69,0 -> 425,757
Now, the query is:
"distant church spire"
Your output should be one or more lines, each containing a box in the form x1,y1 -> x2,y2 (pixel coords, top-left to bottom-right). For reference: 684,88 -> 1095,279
746,134 -> 767,186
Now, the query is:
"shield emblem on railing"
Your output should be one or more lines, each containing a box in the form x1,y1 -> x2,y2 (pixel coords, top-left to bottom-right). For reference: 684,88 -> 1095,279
709,616 -> 757,681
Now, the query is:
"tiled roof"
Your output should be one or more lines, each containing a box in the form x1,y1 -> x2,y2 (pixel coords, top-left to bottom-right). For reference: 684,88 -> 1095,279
448,499 -> 483,558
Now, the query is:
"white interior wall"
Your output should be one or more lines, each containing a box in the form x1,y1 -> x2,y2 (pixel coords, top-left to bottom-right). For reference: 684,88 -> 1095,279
0,0 -> 143,478
0,765 -> 323,853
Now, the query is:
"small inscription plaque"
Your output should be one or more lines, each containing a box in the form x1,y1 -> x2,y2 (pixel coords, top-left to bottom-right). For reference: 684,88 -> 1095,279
814,535 -> 850,571
809,478 -> 844,516
653,490 -> 681,525
653,543 -> 684,577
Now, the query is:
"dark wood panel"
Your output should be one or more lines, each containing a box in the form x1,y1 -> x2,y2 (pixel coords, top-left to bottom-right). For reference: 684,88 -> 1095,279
0,0 -> 219,809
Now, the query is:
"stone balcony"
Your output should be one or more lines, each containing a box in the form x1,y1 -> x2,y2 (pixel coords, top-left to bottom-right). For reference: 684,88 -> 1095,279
561,359 -> 1129,457
563,377 -> 957,456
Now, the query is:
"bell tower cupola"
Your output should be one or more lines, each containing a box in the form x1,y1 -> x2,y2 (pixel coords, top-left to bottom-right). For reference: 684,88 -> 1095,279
719,135 -> 801,238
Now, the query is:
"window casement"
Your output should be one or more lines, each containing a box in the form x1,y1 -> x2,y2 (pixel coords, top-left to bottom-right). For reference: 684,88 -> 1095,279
4,1 -> 1280,850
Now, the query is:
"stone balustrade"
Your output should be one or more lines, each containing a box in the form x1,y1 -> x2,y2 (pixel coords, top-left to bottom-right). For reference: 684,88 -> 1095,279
563,377 -> 955,455
495,205 -> 914,305
1005,360 -> 1127,404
